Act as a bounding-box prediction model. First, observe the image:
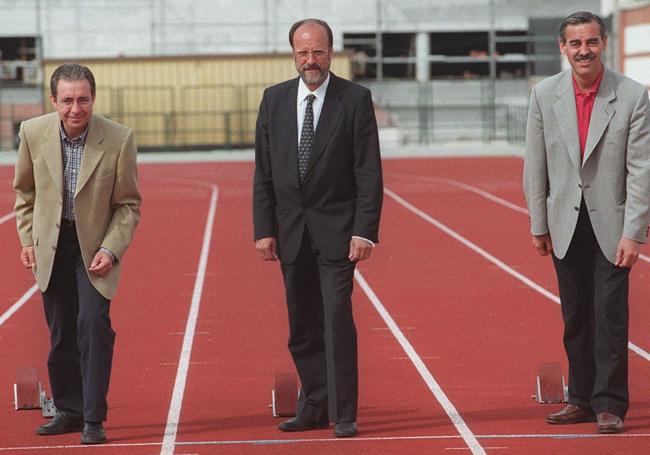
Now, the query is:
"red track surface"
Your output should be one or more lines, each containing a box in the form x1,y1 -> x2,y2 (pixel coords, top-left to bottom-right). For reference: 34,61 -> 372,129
1,157 -> 650,454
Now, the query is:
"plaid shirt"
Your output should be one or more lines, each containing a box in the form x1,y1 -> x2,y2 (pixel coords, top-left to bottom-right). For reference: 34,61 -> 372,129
58,121 -> 116,262
60,122 -> 89,221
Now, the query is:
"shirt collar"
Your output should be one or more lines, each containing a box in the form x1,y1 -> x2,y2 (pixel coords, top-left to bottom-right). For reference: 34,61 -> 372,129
572,66 -> 605,96
59,120 -> 90,144
298,72 -> 330,103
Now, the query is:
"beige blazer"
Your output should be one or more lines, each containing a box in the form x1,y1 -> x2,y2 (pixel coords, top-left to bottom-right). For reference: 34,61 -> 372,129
13,112 -> 142,299
524,68 -> 650,263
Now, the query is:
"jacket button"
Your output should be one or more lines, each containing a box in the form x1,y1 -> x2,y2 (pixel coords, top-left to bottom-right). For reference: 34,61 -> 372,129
574,206 -> 580,211
51,246 -> 57,251
56,223 -> 60,229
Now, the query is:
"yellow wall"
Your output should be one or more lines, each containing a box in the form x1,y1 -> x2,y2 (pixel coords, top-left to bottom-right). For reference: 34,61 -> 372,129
44,54 -> 352,148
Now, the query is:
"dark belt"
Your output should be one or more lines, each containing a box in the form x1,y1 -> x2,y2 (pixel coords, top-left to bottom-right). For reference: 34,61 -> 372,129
61,218 -> 76,228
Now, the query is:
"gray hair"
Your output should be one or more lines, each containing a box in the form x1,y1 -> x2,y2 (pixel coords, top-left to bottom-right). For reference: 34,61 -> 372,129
559,11 -> 607,43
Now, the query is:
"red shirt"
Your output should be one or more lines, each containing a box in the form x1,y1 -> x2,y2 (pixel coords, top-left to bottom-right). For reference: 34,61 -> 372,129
572,67 -> 604,160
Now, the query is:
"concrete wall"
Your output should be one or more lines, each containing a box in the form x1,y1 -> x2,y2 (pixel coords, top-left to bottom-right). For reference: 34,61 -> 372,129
1,0 -> 600,58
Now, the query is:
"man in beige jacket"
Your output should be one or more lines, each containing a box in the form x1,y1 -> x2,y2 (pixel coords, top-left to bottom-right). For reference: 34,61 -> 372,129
13,63 -> 141,445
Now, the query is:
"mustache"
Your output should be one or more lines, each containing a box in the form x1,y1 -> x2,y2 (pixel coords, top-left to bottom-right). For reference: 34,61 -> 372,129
302,64 -> 321,71
575,53 -> 595,62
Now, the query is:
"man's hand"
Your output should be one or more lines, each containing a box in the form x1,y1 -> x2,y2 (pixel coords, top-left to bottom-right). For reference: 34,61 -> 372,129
348,238 -> 373,262
20,246 -> 35,269
532,234 -> 553,256
89,251 -> 113,276
615,238 -> 640,268
256,237 -> 278,261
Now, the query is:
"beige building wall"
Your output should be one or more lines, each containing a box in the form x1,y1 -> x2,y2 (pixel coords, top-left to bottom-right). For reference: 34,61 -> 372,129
44,54 -> 352,148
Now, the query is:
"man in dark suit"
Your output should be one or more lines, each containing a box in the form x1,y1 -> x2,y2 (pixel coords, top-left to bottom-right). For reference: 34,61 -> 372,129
253,18 -> 383,438
524,11 -> 650,434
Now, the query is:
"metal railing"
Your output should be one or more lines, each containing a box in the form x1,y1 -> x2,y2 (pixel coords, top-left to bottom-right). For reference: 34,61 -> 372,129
1,81 -> 529,152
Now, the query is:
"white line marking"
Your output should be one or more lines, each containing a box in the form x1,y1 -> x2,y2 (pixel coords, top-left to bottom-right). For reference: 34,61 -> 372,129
355,269 -> 486,455
430,177 -> 650,264
3,432 -> 650,451
384,186 -> 650,365
160,185 -> 219,455
430,178 -> 650,346
445,448 -> 508,451
0,284 -> 38,328
0,211 -> 15,225
430,177 -> 529,215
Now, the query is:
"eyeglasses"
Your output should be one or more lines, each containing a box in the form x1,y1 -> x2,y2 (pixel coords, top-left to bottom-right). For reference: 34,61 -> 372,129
295,49 -> 328,60
57,97 -> 93,109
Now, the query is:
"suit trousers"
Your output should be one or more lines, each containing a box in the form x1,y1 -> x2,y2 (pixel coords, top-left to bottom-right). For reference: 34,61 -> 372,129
552,202 -> 630,419
280,228 -> 358,424
41,223 -> 115,422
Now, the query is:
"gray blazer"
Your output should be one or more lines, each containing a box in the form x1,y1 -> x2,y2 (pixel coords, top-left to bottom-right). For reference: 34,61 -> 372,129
523,68 -> 650,263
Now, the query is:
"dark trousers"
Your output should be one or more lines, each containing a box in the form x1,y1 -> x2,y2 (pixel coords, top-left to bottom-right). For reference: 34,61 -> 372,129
552,203 -> 630,419
41,224 -> 115,422
280,228 -> 358,424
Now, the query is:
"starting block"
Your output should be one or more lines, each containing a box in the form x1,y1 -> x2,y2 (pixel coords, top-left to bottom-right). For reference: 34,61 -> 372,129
271,373 -> 298,417
13,367 -> 56,417
534,362 -> 568,404
14,367 -> 40,410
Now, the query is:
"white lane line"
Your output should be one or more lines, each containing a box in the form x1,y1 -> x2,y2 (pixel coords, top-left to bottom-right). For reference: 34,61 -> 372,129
445,448 -> 508,452
160,185 -> 219,455
428,176 -> 650,264
0,211 -> 15,225
0,284 -> 38,328
4,432 -> 650,451
355,269 -> 486,455
430,177 -> 529,215
384,186 -> 650,365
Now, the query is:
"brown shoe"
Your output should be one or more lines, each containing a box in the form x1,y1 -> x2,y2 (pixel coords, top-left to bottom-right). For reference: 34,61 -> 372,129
597,412 -> 623,434
546,405 -> 596,425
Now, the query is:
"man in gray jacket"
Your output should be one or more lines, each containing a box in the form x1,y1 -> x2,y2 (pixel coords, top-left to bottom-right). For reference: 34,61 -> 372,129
523,11 -> 650,434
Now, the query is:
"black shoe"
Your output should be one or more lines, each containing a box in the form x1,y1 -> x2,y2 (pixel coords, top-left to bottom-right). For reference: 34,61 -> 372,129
278,416 -> 328,432
334,422 -> 358,438
597,412 -> 624,434
36,412 -> 84,435
81,422 -> 107,445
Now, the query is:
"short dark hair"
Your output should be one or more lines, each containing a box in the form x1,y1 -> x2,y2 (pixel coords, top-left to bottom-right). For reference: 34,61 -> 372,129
559,11 -> 607,43
289,19 -> 333,48
50,63 -> 96,98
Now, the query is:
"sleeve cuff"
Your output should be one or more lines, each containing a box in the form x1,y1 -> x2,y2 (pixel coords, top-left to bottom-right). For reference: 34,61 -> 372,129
100,247 -> 117,263
352,236 -> 376,248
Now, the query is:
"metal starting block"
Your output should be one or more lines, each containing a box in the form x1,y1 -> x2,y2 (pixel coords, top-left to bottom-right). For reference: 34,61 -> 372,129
14,366 -> 57,417
271,373 -> 298,417
40,390 -> 57,417
534,362 -> 568,404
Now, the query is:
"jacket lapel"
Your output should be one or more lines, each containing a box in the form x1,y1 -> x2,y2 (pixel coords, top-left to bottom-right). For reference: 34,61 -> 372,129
280,79 -> 300,189
42,114 -> 64,200
583,69 -> 616,164
75,116 -> 105,197
553,71 -> 581,172
303,73 -> 344,182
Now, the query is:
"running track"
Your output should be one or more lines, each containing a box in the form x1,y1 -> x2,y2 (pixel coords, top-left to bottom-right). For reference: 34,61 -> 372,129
1,156 -> 650,454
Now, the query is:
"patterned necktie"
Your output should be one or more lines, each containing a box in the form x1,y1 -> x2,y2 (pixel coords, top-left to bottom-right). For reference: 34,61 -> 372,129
298,94 -> 316,181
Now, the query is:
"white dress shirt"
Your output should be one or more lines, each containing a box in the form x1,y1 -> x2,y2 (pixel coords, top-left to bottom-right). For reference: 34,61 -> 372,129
297,73 -> 330,143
